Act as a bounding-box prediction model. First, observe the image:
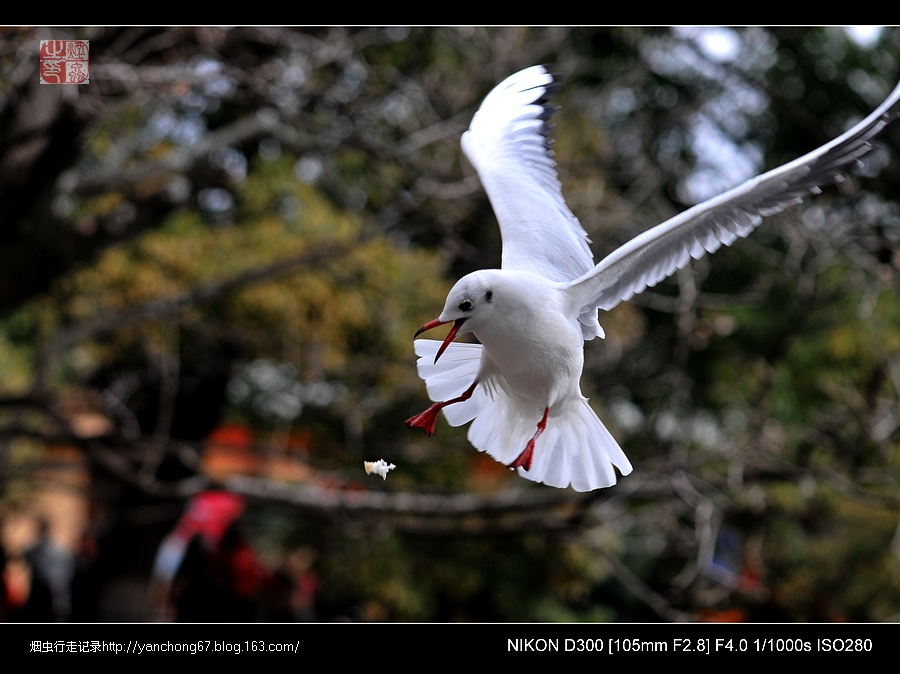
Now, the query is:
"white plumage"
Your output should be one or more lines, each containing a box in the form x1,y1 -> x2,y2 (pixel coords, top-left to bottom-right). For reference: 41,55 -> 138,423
405,65 -> 900,491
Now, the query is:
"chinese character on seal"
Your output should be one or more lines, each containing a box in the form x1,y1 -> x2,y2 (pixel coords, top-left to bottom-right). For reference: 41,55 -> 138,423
39,40 -> 89,84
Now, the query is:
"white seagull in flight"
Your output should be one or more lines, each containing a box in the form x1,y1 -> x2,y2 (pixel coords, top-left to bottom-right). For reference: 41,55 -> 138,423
405,65 -> 900,492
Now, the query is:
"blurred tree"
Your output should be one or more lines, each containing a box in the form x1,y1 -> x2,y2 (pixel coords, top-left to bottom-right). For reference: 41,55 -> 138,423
0,26 -> 898,622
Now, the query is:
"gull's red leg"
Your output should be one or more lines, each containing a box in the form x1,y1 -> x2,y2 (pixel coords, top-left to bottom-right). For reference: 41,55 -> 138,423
509,406 -> 549,472
404,380 -> 479,436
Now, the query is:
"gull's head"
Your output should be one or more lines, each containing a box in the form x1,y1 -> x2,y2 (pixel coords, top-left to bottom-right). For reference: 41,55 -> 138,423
414,271 -> 496,363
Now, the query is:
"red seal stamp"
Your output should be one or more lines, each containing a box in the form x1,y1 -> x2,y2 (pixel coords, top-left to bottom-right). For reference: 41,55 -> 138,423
39,39 -> 90,84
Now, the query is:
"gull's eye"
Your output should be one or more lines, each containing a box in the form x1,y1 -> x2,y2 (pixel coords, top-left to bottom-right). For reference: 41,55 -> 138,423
458,300 -> 473,312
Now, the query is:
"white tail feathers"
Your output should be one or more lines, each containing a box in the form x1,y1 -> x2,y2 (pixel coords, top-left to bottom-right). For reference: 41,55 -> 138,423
412,339 -> 633,491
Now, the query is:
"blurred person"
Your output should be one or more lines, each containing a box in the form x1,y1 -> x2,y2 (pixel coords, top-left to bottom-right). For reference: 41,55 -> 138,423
12,516 -> 75,621
151,491 -> 280,621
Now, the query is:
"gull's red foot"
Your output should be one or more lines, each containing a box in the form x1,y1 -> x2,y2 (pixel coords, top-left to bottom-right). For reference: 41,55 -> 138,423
404,381 -> 479,438
508,406 -> 549,473
509,441 -> 535,471
404,405 -> 441,436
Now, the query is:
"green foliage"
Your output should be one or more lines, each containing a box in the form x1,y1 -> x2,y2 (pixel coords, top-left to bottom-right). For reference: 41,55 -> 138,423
24,156 -> 445,452
308,528 -> 619,622
762,485 -> 900,621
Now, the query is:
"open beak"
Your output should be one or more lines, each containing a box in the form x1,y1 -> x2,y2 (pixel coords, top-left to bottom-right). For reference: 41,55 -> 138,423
415,317 -> 467,364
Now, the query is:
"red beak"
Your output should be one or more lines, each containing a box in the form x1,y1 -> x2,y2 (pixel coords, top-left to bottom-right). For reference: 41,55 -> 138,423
415,317 -> 467,364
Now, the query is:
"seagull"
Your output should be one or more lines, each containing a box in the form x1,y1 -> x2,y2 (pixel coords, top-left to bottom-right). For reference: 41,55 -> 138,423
404,64 -> 900,492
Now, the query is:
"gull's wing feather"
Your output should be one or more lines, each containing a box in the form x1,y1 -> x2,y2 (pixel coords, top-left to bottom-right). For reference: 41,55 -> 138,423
461,66 -> 594,282
563,79 -> 900,315
462,65 -> 602,338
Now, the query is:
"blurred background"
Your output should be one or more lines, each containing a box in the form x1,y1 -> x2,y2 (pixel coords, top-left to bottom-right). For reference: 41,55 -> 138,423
0,26 -> 899,623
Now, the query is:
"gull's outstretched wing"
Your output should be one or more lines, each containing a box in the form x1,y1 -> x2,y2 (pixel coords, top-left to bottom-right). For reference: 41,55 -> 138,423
462,65 -> 602,338
563,79 -> 900,315
462,65 -> 592,282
